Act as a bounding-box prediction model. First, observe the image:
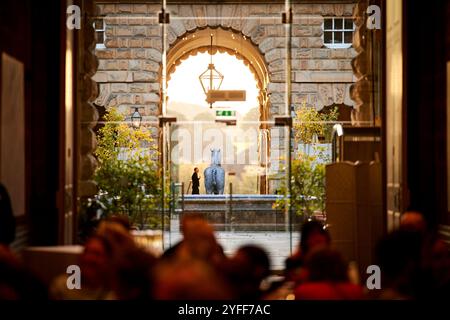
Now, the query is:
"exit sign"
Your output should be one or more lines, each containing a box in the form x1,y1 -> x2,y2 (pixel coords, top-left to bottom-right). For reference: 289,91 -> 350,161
216,110 -> 236,117
216,109 -> 236,125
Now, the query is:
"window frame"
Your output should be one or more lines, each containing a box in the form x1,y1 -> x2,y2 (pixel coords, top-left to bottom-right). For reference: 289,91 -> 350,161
322,17 -> 355,49
93,18 -> 106,50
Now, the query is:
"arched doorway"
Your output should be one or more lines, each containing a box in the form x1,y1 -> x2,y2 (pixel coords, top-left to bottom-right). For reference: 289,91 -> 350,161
164,27 -> 271,194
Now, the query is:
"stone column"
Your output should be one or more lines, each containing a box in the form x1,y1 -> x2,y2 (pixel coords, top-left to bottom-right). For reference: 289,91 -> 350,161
77,0 -> 99,197
350,0 -> 381,125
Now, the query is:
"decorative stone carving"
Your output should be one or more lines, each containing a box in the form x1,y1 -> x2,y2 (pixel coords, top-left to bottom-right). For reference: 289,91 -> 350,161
318,84 -> 334,107
333,83 -> 346,105
170,20 -> 186,37
179,6 -> 197,31
350,0 -> 377,124
78,1 -> 100,197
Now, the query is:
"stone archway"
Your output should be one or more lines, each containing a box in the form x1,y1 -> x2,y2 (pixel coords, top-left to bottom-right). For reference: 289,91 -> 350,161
92,2 -> 358,194
165,27 -> 270,127
164,27 -> 271,194
167,28 -> 268,93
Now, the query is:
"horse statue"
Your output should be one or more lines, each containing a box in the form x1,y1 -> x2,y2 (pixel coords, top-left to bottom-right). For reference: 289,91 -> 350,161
204,149 -> 225,195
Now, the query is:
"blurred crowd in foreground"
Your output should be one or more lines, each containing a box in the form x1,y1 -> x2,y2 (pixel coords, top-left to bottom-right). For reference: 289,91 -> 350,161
1,200 -> 449,300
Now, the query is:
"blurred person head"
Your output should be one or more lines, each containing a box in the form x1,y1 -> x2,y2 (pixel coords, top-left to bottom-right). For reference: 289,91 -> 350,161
97,218 -> 133,240
152,259 -> 232,300
112,247 -> 156,300
427,239 -> 450,297
96,218 -> 137,253
303,248 -> 349,283
375,229 -> 424,298
225,245 -> 271,299
79,235 -> 113,289
107,215 -> 131,231
0,245 -> 48,300
179,213 -> 221,261
51,219 -> 139,300
233,245 -> 270,280
400,211 -> 427,234
399,212 -> 450,297
180,213 -> 206,236
285,220 -> 330,283
0,245 -> 22,300
294,248 -> 363,300
400,211 -> 450,291
300,220 -> 331,255
81,220 -> 137,289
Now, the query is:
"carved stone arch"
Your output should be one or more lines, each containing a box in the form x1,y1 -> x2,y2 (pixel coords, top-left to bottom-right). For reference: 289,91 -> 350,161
164,26 -> 271,127
167,27 -> 269,90
163,25 -> 272,193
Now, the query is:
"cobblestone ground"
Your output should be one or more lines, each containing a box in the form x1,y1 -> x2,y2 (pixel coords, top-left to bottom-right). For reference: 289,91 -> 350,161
165,224 -> 300,270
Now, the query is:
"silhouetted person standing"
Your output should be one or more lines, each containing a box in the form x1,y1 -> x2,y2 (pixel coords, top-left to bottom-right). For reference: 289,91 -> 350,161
191,168 -> 200,195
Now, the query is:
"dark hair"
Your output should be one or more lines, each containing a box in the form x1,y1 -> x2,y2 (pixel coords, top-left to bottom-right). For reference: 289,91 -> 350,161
375,229 -> 423,282
300,220 -> 330,254
304,248 -> 349,282
237,245 -> 271,278
114,248 -> 156,300
0,183 -> 15,245
107,215 -> 131,231
85,234 -> 114,258
194,167 -> 198,171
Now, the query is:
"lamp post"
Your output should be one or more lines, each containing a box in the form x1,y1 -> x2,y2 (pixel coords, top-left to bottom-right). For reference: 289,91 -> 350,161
199,34 -> 224,108
130,107 -> 142,129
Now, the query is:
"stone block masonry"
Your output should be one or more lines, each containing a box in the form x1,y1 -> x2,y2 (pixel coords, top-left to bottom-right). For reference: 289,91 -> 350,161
92,2 -> 357,180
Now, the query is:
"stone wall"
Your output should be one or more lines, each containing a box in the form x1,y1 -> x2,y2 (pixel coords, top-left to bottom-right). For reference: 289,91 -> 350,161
92,2 -> 357,182
79,1 -> 100,198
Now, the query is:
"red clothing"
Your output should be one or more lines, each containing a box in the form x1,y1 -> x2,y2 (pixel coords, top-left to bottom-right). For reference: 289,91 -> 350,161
294,282 -> 364,300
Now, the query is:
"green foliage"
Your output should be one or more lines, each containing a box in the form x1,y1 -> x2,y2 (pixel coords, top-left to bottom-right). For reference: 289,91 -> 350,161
93,108 -> 161,229
274,148 -> 327,218
275,103 -> 338,218
294,102 -> 338,143
291,149 -> 327,217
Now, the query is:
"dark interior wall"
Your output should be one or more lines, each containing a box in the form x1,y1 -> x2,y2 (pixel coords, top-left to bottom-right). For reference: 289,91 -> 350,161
405,0 -> 449,227
446,0 -> 450,226
0,0 -> 63,244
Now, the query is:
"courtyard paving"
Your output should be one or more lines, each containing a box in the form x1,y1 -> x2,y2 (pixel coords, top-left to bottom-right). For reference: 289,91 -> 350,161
164,228 -> 300,270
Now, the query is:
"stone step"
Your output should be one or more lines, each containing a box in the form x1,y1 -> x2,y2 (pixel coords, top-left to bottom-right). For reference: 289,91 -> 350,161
172,194 -> 303,231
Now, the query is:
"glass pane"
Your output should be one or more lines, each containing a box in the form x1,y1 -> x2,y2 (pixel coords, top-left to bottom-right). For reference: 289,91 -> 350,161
344,18 -> 354,30
344,31 -> 353,43
161,1 -> 295,270
324,31 -> 333,43
334,31 -> 343,43
93,19 -> 103,30
86,0 -> 384,292
95,31 -> 104,44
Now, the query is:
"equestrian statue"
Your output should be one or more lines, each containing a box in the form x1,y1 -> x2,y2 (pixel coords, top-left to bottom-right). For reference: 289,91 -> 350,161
204,149 -> 225,194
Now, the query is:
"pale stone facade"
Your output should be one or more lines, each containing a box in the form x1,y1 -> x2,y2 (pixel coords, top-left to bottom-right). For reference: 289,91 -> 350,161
91,2 -> 357,191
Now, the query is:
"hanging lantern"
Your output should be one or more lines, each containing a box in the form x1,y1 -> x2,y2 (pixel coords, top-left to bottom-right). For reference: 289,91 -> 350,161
198,34 -> 224,108
130,107 -> 142,129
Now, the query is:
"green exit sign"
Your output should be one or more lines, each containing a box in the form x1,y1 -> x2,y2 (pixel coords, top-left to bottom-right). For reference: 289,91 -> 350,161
216,110 -> 236,117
